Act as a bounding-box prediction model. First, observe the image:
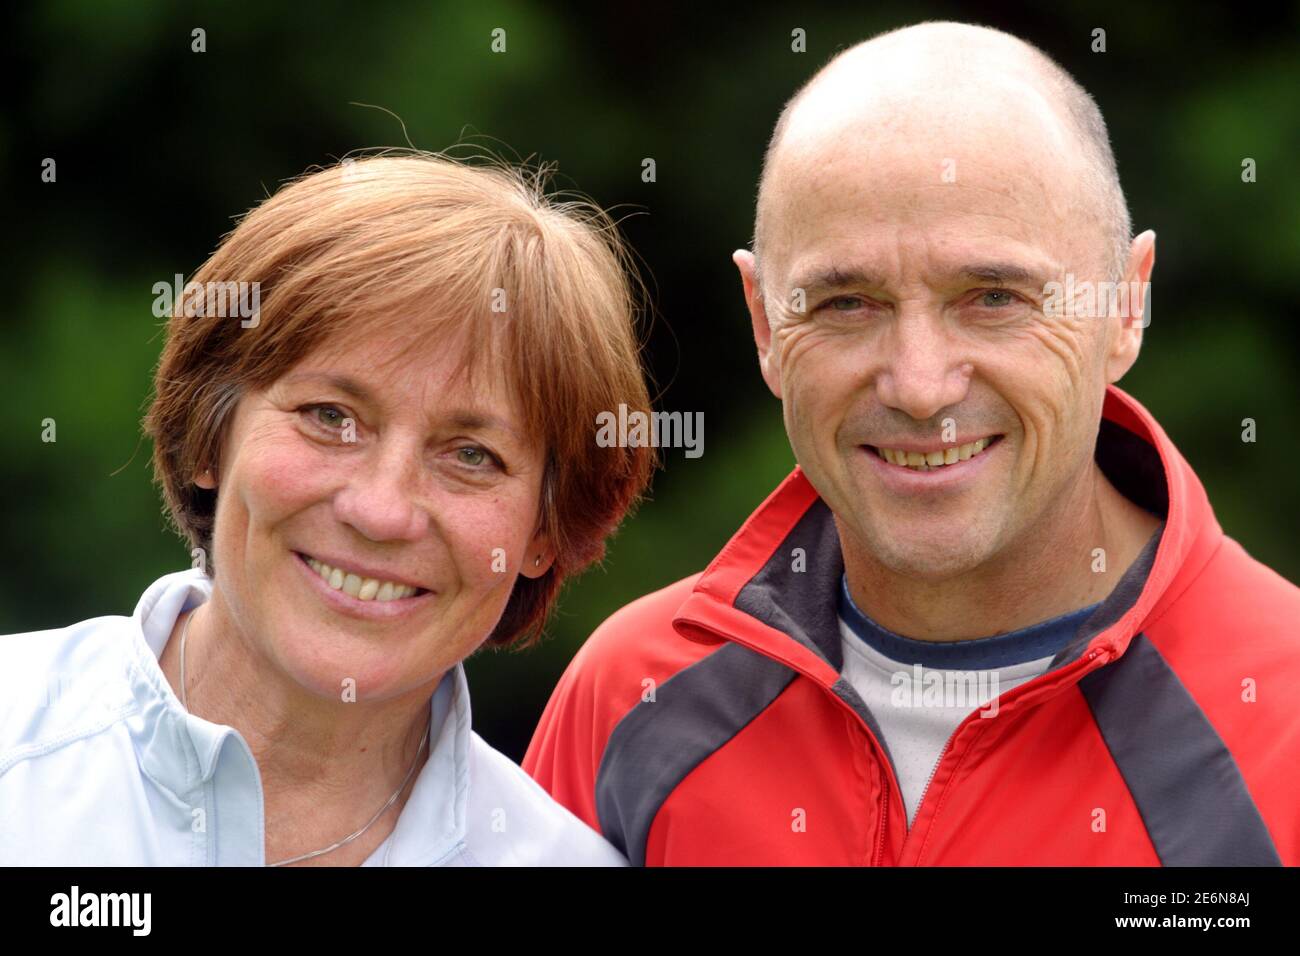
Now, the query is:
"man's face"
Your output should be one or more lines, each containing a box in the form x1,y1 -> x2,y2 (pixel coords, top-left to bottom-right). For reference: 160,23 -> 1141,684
199,326 -> 549,702
746,90 -> 1134,579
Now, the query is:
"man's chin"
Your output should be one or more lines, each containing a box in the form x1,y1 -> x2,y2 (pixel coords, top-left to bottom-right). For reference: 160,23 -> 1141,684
858,520 -> 999,582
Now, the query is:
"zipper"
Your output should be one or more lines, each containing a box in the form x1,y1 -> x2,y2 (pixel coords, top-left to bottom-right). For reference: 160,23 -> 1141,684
901,645 -> 1113,857
909,658 -> 1038,822
913,727 -> 956,825
872,764 -> 889,865
680,615 -> 901,864
677,613 -> 1113,864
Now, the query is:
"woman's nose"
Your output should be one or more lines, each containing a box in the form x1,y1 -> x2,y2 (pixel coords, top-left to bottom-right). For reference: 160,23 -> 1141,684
331,443 -> 430,543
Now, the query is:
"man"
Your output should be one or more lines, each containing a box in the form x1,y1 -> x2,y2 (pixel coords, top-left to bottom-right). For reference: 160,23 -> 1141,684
524,21 -> 1300,865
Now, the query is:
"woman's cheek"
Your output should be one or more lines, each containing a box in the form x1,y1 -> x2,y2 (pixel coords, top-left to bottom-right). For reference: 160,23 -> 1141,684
245,428 -> 331,512
447,502 -> 536,586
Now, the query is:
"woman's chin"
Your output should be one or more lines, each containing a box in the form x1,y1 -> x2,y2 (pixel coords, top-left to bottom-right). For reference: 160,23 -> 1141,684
266,641 -> 429,704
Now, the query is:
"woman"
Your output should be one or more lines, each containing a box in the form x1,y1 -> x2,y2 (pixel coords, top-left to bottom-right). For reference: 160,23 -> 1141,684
0,152 -> 654,865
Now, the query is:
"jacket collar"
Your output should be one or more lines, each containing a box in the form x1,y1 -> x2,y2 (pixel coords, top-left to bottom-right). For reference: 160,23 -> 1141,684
124,567 -> 472,866
673,385 -> 1223,685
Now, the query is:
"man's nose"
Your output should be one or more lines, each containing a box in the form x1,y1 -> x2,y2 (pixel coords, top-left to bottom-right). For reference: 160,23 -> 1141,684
332,441 -> 430,543
873,313 -> 973,422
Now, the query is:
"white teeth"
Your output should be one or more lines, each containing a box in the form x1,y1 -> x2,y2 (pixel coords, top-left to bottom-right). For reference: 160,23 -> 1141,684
305,556 -> 419,601
877,437 -> 997,472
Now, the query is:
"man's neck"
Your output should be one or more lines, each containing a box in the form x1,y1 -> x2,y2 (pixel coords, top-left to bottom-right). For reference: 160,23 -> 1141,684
842,465 -> 1162,642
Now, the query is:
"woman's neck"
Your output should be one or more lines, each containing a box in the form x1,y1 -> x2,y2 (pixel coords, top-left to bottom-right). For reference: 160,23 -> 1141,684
157,598 -> 437,865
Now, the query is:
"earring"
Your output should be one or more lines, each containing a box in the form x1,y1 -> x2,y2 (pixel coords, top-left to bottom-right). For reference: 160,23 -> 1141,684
534,556 -> 541,568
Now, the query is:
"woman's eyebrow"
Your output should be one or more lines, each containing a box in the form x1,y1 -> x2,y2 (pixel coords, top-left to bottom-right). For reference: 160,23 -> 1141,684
283,371 -> 374,402
446,410 -> 518,437
284,372 -> 522,438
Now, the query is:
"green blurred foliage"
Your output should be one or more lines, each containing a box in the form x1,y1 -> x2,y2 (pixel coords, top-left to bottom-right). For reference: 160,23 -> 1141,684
4,1 -> 1297,759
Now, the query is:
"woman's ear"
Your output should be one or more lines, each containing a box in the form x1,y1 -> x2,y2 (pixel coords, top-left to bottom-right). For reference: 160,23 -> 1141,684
195,466 -> 217,490
520,531 -> 554,579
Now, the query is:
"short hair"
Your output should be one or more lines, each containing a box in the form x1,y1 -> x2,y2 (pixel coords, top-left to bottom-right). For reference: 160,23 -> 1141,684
753,22 -> 1132,289
144,150 -> 655,649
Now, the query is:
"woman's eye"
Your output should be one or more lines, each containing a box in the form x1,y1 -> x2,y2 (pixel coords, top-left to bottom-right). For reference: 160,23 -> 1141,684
978,289 -> 1016,307
299,404 -> 354,438
456,446 -> 489,467
307,405 -> 346,429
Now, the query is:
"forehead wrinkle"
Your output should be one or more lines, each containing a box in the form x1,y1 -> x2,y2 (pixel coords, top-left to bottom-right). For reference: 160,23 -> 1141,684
758,30 -> 1095,279
765,115 -> 1083,295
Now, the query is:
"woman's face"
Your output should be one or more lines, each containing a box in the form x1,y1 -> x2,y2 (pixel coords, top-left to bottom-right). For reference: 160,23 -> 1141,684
196,327 -> 550,703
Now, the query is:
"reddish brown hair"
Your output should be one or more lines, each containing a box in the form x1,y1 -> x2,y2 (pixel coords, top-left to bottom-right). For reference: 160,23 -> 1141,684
144,151 -> 655,648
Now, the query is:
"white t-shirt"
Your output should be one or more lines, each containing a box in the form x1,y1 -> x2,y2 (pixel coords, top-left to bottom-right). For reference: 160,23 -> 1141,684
837,576 -> 1100,827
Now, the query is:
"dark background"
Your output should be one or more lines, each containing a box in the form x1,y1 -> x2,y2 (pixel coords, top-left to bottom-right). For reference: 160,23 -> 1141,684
4,1 -> 1298,760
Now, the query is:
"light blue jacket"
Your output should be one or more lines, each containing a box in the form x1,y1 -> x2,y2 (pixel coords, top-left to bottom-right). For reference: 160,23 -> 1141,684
0,568 -> 626,866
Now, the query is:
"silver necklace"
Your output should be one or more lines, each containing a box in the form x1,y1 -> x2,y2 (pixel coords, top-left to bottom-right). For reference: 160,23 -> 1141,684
178,611 -> 430,866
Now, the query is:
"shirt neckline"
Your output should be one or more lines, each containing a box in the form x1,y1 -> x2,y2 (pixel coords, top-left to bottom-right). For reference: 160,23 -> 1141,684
838,573 -> 1103,671
126,566 -> 471,866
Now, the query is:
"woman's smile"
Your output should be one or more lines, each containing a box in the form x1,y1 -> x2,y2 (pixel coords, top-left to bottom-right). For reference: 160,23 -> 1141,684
293,549 -> 435,621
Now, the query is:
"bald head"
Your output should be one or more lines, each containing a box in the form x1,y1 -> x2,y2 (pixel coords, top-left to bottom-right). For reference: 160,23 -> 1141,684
752,21 -> 1131,290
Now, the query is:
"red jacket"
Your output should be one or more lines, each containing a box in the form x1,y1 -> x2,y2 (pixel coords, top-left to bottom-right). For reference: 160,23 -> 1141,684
524,386 -> 1300,865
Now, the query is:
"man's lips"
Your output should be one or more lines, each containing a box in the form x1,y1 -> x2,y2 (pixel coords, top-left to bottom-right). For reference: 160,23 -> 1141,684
856,433 -> 1004,490
865,434 -> 1004,471
865,433 -> 1003,455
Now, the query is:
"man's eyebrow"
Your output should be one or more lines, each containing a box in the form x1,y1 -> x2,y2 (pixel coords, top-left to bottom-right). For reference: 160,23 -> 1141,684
789,266 -> 885,299
788,262 -> 1046,300
956,263 -> 1043,285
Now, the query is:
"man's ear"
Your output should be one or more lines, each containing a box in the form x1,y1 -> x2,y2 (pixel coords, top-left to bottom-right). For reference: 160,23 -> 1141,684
1106,229 -> 1156,385
733,249 -> 783,399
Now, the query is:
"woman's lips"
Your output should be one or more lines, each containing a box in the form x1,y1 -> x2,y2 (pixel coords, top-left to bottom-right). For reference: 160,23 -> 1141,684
293,550 -> 434,620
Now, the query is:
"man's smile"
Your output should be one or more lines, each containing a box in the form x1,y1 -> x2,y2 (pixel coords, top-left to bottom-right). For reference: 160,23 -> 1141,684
858,433 -> 1005,491
866,434 -> 1004,472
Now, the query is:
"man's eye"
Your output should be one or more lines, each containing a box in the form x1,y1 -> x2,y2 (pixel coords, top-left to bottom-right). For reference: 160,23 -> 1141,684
978,289 -> 1016,307
827,296 -> 863,311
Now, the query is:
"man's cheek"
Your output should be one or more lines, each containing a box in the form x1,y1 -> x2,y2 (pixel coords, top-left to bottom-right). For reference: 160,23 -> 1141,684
1024,322 -> 1093,392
